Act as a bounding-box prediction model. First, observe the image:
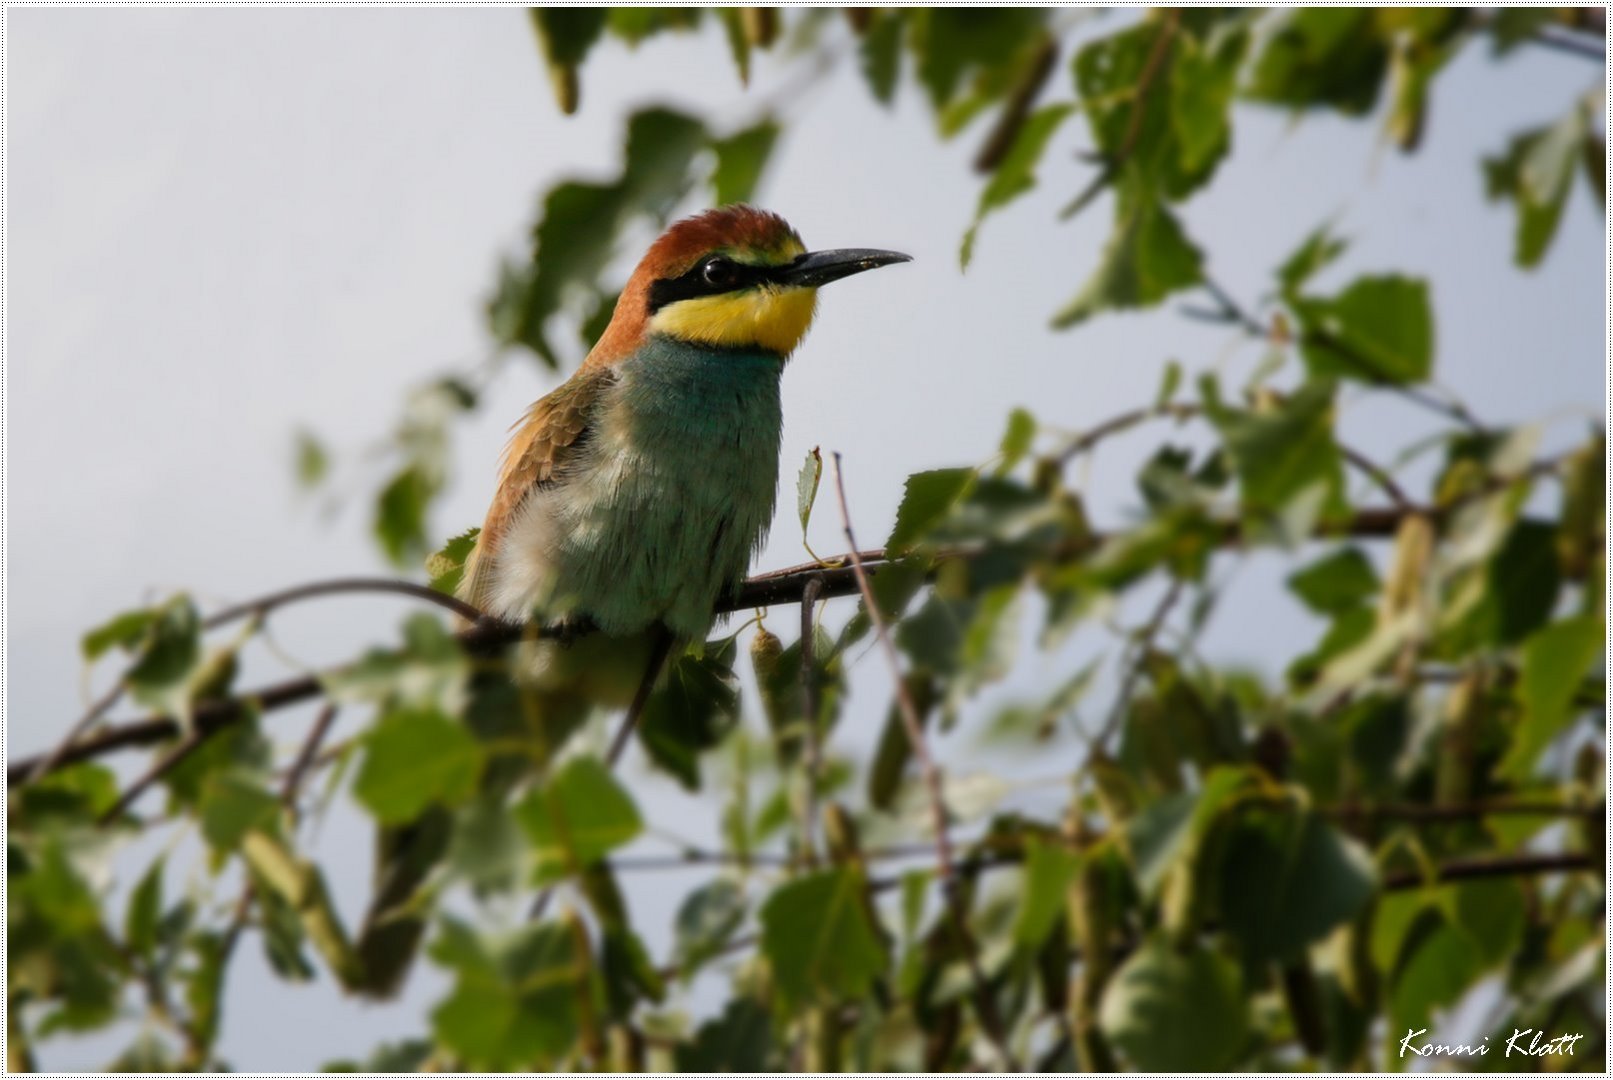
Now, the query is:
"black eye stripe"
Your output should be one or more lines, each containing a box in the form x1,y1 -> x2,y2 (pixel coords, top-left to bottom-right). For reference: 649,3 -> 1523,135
646,256 -> 782,313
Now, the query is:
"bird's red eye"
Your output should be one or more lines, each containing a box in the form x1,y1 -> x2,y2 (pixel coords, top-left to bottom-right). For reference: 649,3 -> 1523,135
701,257 -> 737,288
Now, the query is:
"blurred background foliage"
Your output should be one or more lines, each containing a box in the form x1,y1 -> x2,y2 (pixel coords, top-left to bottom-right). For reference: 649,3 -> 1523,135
8,6 -> 1607,1072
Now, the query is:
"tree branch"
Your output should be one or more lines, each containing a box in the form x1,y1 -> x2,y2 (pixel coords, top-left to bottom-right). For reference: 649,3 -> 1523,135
13,467 -> 1587,788
202,576 -> 484,630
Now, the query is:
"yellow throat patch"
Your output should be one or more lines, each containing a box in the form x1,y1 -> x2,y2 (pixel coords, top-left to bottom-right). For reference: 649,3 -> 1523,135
647,285 -> 820,356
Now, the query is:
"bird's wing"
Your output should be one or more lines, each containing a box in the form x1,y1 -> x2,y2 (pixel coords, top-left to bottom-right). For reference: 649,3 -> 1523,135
459,364 -> 618,613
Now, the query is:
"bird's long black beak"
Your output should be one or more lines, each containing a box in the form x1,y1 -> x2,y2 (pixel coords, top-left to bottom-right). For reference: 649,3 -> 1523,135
777,248 -> 912,288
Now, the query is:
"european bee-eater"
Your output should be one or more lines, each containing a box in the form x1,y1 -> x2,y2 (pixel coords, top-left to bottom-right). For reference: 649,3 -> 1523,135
358,207 -> 907,994
459,205 -> 909,704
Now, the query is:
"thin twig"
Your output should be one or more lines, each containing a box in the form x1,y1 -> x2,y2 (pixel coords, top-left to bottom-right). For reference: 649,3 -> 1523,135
203,576 -> 483,631
1339,445 -> 1414,511
220,703 -> 342,965
973,34 -> 1059,174
829,457 -> 955,886
97,728 -> 210,825
1521,26 -> 1606,61
1199,274 -> 1267,337
606,629 -> 674,768
1093,577 -> 1184,749
280,702 -> 342,824
799,575 -> 826,865
829,452 -> 1021,1073
1057,402 -> 1199,463
27,678 -> 129,785
1057,400 -> 1418,511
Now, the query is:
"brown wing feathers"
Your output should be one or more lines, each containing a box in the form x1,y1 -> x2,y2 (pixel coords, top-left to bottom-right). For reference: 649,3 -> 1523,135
458,366 -> 615,611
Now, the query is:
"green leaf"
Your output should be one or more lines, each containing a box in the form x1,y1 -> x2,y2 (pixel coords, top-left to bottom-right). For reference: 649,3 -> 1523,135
796,447 -> 822,542
1053,190 -> 1203,327
198,774 -> 279,856
374,466 -> 434,569
1500,614 -> 1602,780
1442,878 -> 1525,969
1459,520 -> 1563,648
123,859 -> 164,959
1246,8 -> 1389,116
353,707 -> 482,824
639,643 -> 741,791
489,107 -> 708,365
674,879 -> 746,974
429,919 -> 587,1068
81,607 -> 159,663
1484,100 -> 1592,268
516,756 -> 643,879
1295,274 -> 1433,385
760,867 -> 887,1005
1288,547 -> 1380,615
1386,912 -> 1479,1036
996,407 -> 1037,474
529,9 -> 607,113
1218,810 -> 1375,964
1203,376 -> 1344,514
1124,766 -> 1251,896
1276,223 -> 1348,298
961,104 -> 1075,267
1153,359 -> 1182,408
1169,24 -> 1247,175
605,8 -> 701,44
859,11 -> 903,105
1013,837 -> 1076,948
426,527 -> 480,597
294,429 -> 329,489
676,997 -> 773,1071
717,9 -> 751,84
1099,934 -> 1247,1070
912,9 -> 1044,110
710,118 -> 781,206
886,468 -> 976,552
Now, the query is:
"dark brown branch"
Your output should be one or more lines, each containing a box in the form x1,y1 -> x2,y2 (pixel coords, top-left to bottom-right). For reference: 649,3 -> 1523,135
1379,851 -> 1595,891
35,579 -> 481,789
13,470 -> 1584,789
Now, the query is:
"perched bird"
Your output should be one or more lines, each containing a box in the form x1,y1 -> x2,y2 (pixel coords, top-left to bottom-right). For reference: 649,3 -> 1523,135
459,205 -> 909,707
356,207 -> 905,994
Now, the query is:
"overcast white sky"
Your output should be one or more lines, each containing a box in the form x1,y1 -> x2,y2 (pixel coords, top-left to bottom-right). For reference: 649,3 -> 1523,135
7,9 -> 1603,1069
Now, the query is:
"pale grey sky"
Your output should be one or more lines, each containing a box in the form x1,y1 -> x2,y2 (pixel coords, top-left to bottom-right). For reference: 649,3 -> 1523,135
7,9 -> 1603,1069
